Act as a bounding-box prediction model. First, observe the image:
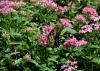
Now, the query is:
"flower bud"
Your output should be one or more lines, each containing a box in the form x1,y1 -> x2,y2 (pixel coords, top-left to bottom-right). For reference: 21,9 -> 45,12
2,32 -> 10,39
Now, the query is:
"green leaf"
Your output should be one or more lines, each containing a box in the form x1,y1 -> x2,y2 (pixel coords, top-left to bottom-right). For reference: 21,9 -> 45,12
31,60 -> 39,67
48,58 -> 58,63
92,57 -> 100,64
9,42 -> 23,45
89,45 -> 100,49
39,64 -> 50,71
14,58 -> 23,65
61,27 -> 77,35
77,70 -> 84,71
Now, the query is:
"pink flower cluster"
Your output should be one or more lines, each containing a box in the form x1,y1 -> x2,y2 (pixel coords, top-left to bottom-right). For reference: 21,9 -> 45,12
64,37 -> 88,47
14,1 -> 26,8
59,19 -> 72,27
83,7 -> 98,16
39,35 -> 49,46
55,6 -> 67,13
61,60 -> 78,71
0,1 -> 15,8
75,14 -> 85,22
75,7 -> 100,23
80,25 -> 93,33
90,15 -> 100,21
40,0 -> 57,9
91,24 -> 100,30
43,25 -> 54,36
0,1 -> 26,8
80,24 -> 100,33
39,25 -> 54,46
0,1 -> 26,15
0,7 -> 16,15
30,0 -> 67,13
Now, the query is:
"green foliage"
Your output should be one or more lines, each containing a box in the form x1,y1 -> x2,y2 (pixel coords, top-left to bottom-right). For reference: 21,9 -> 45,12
0,0 -> 100,71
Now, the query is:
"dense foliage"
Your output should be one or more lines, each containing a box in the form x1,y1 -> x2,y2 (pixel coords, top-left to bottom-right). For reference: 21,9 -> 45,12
0,0 -> 100,71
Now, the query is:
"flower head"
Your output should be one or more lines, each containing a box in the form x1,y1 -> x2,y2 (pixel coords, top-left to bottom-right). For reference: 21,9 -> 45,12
90,15 -> 100,21
0,7 -> 16,15
59,19 -> 72,27
38,35 -> 48,46
14,1 -> 26,8
75,14 -> 85,22
75,40 -> 88,47
62,60 -> 78,71
80,25 -> 93,33
43,25 -> 54,36
83,7 -> 98,16
64,37 -> 77,47
55,6 -> 67,13
64,37 -> 88,47
91,24 -> 100,30
0,1 -> 15,7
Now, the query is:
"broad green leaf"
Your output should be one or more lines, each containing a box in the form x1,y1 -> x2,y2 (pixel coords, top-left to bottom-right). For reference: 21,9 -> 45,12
61,27 -> 77,35
31,60 -> 39,67
48,58 -> 58,63
14,58 -> 23,65
92,57 -> 100,64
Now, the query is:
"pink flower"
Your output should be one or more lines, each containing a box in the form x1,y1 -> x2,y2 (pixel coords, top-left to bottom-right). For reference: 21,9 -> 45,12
75,14 -> 85,22
64,37 -> 77,47
14,1 -> 26,8
75,40 -> 88,47
90,15 -> 100,21
55,6 -> 67,13
59,19 -> 72,27
62,60 -> 78,71
83,7 -> 98,16
91,24 -> 100,30
43,25 -> 54,36
40,0 -> 57,9
0,1 -> 15,7
30,0 -> 39,3
30,0 -> 68,13
64,37 -> 88,47
80,25 -> 93,33
38,25 -> 54,46
38,35 -> 48,46
0,7 -> 16,15
67,60 -> 77,66
64,68 -> 69,71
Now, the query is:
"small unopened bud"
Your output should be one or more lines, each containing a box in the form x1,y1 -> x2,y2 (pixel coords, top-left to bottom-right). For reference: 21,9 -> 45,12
47,47 -> 53,51
23,53 -> 31,61
19,11 -> 26,15
26,27 -> 33,33
2,32 -> 10,39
